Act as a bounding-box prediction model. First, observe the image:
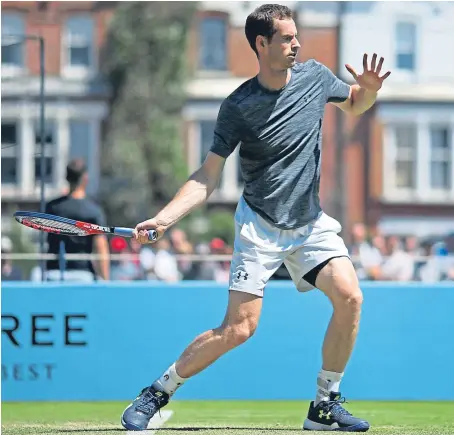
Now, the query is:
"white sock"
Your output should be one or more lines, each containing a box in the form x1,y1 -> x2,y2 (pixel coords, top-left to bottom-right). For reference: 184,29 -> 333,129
153,363 -> 187,396
315,369 -> 343,405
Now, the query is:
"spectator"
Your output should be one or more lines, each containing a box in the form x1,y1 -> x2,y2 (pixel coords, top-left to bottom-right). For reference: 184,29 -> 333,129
371,234 -> 387,257
418,241 -> 444,282
1,236 -> 23,281
210,238 -> 230,283
153,237 -> 180,282
130,237 -> 156,280
442,233 -> 454,281
405,235 -> 423,256
349,223 -> 382,280
188,243 -> 215,280
110,237 -> 142,281
381,236 -> 415,281
169,228 -> 193,279
405,235 -> 427,280
45,158 -> 110,281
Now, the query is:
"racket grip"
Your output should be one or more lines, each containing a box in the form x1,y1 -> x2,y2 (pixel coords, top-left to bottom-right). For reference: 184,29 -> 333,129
114,227 -> 158,242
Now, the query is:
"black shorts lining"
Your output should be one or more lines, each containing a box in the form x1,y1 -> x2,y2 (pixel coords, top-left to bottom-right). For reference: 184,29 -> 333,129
303,255 -> 350,287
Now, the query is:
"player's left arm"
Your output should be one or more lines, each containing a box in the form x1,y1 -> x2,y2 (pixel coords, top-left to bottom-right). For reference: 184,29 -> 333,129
330,53 -> 391,116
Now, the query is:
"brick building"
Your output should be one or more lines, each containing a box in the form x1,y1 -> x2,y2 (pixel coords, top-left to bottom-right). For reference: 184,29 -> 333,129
1,1 -> 114,234
1,1 -> 344,234
339,1 -> 454,238
3,1 -> 453,242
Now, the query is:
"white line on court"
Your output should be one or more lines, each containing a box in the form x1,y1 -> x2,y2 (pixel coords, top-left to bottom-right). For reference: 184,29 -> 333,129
127,410 -> 174,434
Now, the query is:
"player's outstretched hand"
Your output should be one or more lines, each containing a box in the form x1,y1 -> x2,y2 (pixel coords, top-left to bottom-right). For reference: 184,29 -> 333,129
133,218 -> 165,244
345,53 -> 391,92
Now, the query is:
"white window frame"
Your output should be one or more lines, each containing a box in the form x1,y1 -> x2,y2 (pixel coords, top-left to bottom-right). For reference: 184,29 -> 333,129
390,16 -> 420,85
383,122 -> 418,200
383,116 -> 454,203
1,13 -> 26,77
190,119 -> 242,202
198,120 -> 218,166
33,119 -> 57,187
198,17 -> 228,72
2,102 -> 105,201
395,20 -> 417,72
1,119 -> 21,185
68,118 -> 98,195
62,16 -> 95,79
429,124 -> 452,193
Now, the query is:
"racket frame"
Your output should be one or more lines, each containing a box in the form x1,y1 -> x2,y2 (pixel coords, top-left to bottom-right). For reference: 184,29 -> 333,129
13,211 -> 157,241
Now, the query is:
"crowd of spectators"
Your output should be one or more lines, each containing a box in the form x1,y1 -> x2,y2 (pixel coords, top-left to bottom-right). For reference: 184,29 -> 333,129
348,223 -> 454,282
105,223 -> 454,283
107,228 -> 232,283
2,224 -> 454,283
3,160 -> 452,283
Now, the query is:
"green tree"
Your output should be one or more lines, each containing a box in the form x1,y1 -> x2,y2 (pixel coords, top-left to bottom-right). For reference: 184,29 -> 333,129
177,207 -> 236,246
100,2 -> 197,226
4,223 -> 38,279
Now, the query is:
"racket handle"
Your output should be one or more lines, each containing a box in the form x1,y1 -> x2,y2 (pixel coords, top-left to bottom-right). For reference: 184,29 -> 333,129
114,227 -> 158,242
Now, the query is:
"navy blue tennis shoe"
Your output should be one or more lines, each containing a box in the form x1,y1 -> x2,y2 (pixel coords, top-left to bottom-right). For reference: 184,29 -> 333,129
303,392 -> 370,432
121,385 -> 169,431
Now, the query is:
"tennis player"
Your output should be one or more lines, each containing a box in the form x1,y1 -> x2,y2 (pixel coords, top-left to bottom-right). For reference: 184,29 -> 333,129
122,4 -> 390,432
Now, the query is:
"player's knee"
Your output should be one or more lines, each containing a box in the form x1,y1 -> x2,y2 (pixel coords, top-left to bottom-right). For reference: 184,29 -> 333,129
333,285 -> 363,318
347,290 -> 363,315
222,320 -> 257,348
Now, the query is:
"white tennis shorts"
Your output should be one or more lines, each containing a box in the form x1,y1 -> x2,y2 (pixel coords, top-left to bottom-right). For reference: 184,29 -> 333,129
229,196 -> 350,296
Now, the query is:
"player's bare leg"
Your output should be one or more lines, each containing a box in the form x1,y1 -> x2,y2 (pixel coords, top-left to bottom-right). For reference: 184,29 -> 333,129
174,290 -> 262,378
316,256 -> 363,375
303,256 -> 369,432
121,290 -> 262,431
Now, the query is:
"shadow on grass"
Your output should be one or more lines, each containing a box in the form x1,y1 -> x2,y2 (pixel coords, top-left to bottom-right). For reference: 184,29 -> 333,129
56,428 -> 300,433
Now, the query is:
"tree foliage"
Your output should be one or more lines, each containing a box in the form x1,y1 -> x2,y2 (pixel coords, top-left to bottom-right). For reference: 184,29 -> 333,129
99,2 -> 197,225
177,207 -> 236,246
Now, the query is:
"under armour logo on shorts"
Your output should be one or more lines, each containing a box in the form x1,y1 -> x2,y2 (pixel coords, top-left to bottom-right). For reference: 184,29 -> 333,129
237,271 -> 249,280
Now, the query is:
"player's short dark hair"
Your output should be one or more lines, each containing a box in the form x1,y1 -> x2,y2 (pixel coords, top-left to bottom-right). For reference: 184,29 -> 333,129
245,4 -> 294,56
66,158 -> 87,185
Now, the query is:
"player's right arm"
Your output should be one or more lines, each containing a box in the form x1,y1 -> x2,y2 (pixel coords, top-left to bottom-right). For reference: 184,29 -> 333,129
134,152 -> 226,242
134,98 -> 242,244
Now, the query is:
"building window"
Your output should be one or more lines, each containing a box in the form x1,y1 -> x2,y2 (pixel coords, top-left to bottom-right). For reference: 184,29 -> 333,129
430,126 -> 451,190
395,21 -> 416,71
34,121 -> 56,184
70,119 -> 97,192
1,121 -> 19,184
69,120 -> 91,162
64,16 -> 94,71
199,120 -> 216,164
199,17 -> 227,71
394,124 -> 417,189
1,13 -> 25,69
385,120 -> 454,201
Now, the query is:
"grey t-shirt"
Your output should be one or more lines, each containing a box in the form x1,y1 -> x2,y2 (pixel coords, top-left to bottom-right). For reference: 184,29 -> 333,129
210,59 -> 351,230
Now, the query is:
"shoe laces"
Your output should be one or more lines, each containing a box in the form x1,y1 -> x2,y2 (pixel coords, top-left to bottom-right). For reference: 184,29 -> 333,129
324,396 -> 352,417
135,388 -> 165,415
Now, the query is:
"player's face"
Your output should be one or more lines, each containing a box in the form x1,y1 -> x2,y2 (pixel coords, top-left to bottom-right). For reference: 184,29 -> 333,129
266,19 -> 300,70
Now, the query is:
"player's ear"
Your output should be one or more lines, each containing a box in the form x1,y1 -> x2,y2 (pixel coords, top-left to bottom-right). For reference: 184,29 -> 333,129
256,35 -> 266,52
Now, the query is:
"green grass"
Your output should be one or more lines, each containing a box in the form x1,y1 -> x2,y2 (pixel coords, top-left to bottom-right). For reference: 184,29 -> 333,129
2,401 -> 454,435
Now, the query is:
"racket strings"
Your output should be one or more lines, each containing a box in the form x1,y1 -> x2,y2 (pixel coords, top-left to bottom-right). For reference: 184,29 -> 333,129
19,216 -> 86,236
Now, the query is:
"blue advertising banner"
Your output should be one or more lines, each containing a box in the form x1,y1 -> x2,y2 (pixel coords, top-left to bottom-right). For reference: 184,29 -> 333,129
2,281 -> 454,401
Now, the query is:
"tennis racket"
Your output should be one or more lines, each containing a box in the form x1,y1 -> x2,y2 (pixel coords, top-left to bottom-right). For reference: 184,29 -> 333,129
13,211 -> 158,241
